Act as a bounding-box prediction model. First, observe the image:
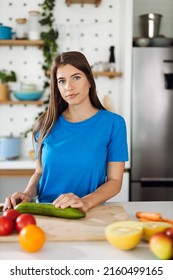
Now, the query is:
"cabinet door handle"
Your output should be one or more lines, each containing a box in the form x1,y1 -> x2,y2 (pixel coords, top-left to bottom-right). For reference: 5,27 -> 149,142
140,178 -> 173,187
163,60 -> 173,63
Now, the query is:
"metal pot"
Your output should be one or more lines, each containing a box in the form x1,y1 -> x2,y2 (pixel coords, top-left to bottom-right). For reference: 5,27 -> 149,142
0,136 -> 21,160
0,24 -> 14,39
139,13 -> 163,38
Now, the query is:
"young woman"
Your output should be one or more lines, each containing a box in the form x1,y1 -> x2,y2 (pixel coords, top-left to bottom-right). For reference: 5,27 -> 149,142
4,51 -> 128,212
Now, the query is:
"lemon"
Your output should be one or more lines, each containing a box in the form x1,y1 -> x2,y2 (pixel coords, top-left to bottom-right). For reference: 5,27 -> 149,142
105,220 -> 143,250
141,221 -> 172,241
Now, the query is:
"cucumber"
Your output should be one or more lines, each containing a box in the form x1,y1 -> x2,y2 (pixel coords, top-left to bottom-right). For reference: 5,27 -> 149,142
15,202 -> 86,219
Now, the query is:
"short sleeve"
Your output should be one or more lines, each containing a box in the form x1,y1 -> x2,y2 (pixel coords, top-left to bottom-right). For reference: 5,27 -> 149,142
107,116 -> 128,162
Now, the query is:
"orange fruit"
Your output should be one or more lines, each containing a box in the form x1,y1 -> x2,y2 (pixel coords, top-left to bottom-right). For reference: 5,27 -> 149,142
105,220 -> 143,250
18,224 -> 46,252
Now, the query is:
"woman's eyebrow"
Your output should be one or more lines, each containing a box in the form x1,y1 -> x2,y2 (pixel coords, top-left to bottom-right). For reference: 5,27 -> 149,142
57,72 -> 82,80
71,72 -> 82,77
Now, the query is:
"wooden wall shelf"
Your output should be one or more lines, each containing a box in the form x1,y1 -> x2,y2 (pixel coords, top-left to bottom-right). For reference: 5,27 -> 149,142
0,100 -> 45,106
0,40 -> 44,48
66,0 -> 101,7
93,71 -> 123,78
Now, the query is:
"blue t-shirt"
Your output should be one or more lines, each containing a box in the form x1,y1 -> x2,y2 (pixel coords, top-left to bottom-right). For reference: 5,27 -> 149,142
36,109 -> 128,202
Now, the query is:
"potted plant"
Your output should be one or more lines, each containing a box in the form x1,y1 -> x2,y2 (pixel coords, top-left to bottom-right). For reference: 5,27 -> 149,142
0,70 -> 17,101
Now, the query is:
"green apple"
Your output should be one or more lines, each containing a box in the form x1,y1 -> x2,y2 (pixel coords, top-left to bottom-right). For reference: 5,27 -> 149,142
149,232 -> 173,260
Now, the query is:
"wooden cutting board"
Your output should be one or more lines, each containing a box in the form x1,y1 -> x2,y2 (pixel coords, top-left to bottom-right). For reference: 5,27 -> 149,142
0,204 -> 129,242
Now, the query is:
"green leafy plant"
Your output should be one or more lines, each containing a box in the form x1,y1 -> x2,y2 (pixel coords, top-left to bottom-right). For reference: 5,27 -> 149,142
40,0 -> 59,86
0,70 -> 17,84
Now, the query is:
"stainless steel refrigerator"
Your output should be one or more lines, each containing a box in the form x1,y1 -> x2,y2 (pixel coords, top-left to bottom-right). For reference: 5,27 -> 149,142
131,47 -> 173,201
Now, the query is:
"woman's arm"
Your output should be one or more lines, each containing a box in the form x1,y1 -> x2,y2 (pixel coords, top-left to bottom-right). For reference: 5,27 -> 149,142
23,160 -> 42,199
81,161 -> 125,211
53,162 -> 125,212
4,160 -> 42,209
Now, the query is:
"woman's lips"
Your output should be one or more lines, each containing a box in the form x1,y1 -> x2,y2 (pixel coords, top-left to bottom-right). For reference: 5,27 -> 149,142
66,93 -> 79,99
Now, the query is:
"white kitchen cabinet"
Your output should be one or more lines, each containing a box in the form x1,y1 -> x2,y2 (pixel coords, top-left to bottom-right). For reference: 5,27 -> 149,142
107,171 -> 129,202
0,177 -> 29,202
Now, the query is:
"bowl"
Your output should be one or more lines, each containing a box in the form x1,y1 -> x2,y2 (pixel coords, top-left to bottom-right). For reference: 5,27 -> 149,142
151,37 -> 173,47
135,37 -> 150,47
13,90 -> 43,101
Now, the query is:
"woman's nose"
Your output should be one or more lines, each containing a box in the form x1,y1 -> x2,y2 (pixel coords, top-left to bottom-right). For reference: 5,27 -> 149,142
65,80 -> 73,90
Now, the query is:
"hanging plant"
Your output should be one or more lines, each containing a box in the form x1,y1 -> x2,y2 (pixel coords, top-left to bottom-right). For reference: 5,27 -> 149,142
40,0 -> 59,86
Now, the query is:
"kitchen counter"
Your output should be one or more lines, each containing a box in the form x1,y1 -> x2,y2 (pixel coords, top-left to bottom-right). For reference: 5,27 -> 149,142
0,157 -> 36,177
0,157 -> 35,169
0,201 -> 172,260
0,158 -> 130,170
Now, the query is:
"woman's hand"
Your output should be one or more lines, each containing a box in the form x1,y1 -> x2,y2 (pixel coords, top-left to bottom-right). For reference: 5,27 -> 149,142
53,193 -> 88,212
4,192 -> 32,210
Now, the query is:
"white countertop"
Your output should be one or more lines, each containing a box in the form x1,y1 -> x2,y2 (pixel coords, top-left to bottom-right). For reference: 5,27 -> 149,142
0,158 -> 130,170
0,157 -> 36,169
0,201 -> 173,260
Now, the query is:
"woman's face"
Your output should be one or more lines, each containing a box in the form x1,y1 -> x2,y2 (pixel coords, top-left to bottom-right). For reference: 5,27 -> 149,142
56,64 -> 91,106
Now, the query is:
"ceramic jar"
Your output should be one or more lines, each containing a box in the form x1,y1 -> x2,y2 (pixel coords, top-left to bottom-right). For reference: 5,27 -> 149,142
28,11 -> 41,40
15,18 -> 28,39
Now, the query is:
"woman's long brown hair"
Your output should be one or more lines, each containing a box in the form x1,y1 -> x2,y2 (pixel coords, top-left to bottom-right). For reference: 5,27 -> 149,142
33,51 -> 105,161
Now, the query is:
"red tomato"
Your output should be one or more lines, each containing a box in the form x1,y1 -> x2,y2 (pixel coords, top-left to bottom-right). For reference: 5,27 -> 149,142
15,213 -> 36,233
3,209 -> 21,229
0,216 -> 13,236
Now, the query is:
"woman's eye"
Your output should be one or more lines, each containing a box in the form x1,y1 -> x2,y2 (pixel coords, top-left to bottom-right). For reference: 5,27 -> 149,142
73,75 -> 81,80
58,79 -> 65,84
